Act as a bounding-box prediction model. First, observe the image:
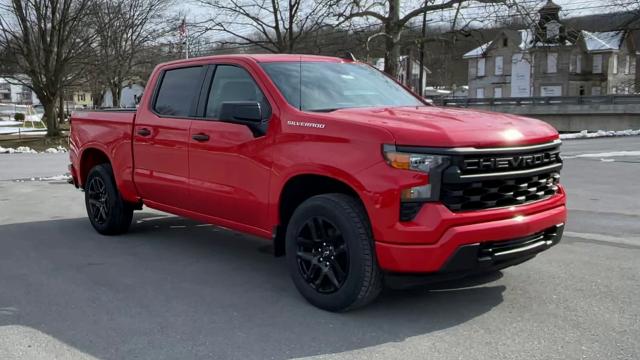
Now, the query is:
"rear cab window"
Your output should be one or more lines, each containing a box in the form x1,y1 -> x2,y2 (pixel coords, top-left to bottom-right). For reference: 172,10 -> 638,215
153,66 -> 204,117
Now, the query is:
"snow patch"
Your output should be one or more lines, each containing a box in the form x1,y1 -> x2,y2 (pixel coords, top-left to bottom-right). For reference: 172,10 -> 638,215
13,173 -> 71,182
44,146 -> 68,154
39,174 -> 72,181
0,146 -> 37,154
0,145 -> 68,154
564,151 -> 640,159
560,129 -> 640,139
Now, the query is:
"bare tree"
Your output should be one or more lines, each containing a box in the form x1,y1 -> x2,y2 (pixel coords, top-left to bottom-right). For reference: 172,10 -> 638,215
197,0 -> 337,53
614,0 -> 640,21
334,0 -> 511,77
0,0 -> 92,136
89,0 -> 170,107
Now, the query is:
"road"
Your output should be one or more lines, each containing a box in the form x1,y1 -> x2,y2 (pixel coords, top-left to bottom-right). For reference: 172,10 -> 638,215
0,153 -> 68,181
0,137 -> 638,360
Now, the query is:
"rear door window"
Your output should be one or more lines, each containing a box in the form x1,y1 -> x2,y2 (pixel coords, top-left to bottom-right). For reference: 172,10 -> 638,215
154,66 -> 204,117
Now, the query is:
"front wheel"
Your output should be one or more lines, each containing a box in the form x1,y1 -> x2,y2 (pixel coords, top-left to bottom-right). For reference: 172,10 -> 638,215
285,193 -> 383,312
84,164 -> 134,235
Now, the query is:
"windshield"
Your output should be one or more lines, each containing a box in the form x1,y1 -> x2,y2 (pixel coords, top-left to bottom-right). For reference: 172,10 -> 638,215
261,62 -> 424,112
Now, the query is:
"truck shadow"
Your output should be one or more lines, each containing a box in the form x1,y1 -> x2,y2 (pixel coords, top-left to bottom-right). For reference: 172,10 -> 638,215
0,213 -> 505,359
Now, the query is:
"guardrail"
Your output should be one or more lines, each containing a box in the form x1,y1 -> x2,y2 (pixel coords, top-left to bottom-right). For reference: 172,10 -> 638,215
437,95 -> 640,107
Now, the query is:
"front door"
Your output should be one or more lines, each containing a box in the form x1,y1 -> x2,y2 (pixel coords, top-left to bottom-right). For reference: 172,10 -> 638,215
188,64 -> 274,233
133,65 -> 206,209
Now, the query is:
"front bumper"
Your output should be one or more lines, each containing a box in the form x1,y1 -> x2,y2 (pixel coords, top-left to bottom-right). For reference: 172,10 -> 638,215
374,195 -> 567,273
384,224 -> 564,288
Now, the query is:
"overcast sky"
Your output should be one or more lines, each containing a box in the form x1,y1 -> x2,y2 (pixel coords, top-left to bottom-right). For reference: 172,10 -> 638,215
175,0 -> 630,42
178,0 -> 627,19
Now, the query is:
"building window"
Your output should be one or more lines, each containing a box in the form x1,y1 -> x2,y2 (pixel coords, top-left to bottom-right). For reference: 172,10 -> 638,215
476,88 -> 485,98
576,55 -> 582,74
546,21 -> 560,39
503,37 -> 508,47
625,55 -> 631,74
547,53 -> 558,73
593,54 -> 603,74
495,56 -> 504,75
612,54 -> 618,74
570,56 -> 574,73
494,87 -> 503,98
591,86 -> 602,96
78,94 -> 86,102
579,85 -> 585,96
477,58 -> 486,77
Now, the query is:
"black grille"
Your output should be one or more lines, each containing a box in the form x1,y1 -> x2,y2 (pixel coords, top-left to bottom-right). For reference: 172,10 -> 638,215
437,142 -> 563,212
442,171 -> 560,211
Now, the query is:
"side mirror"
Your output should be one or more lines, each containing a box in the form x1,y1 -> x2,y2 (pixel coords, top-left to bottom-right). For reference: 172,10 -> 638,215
219,101 -> 267,136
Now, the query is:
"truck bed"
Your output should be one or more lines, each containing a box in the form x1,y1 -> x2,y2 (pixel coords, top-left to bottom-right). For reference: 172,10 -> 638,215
69,109 -> 137,198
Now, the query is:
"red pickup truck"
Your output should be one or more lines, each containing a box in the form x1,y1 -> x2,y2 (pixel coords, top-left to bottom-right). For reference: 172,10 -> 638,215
70,54 -> 566,311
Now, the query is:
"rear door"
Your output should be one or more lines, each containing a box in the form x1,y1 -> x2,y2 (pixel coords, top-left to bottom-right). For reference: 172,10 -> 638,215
133,65 -> 206,208
187,63 -> 274,233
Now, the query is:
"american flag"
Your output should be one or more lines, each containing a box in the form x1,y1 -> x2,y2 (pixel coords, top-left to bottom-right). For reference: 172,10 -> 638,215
178,18 -> 187,39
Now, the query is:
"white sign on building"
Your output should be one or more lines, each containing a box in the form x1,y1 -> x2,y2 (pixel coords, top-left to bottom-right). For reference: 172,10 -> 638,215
510,53 -> 532,97
540,85 -> 562,97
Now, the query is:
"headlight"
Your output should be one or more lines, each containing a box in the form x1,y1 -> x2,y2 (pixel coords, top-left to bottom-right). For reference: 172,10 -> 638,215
382,144 -> 448,203
382,145 -> 446,173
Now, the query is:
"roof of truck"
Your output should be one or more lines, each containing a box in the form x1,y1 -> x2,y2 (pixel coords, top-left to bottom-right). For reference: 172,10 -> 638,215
160,54 -> 350,67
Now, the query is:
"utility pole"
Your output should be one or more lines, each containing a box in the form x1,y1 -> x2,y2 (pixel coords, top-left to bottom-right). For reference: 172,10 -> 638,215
418,0 -> 428,97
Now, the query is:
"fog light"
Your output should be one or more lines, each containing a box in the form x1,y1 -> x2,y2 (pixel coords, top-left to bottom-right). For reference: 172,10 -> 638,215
401,184 -> 432,201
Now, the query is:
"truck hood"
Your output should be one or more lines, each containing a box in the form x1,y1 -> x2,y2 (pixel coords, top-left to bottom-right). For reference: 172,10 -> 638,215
330,106 -> 559,148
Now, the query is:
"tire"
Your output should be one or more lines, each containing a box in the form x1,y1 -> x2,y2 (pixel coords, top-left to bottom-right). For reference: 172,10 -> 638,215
84,163 -> 134,235
285,193 -> 383,312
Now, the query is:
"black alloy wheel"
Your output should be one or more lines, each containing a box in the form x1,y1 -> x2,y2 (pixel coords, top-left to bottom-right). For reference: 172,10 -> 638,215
84,163 -> 134,235
295,216 -> 349,293
285,193 -> 383,312
87,176 -> 110,225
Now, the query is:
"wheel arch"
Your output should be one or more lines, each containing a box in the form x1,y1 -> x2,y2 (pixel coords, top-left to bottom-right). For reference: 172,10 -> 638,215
273,172 -> 370,257
79,146 -> 111,188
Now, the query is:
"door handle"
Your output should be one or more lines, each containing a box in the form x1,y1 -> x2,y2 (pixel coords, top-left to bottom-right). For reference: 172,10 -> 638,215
192,133 -> 210,142
137,128 -> 151,137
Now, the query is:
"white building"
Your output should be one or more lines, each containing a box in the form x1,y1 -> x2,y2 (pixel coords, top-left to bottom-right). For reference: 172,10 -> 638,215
0,77 -> 40,105
374,57 -> 431,95
101,80 -> 145,108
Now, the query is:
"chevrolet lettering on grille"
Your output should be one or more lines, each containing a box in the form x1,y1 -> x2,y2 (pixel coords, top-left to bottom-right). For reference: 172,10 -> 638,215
463,151 -> 560,171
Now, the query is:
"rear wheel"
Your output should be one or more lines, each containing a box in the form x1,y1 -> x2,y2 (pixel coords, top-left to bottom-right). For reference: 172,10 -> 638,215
285,193 -> 382,312
85,164 -> 134,235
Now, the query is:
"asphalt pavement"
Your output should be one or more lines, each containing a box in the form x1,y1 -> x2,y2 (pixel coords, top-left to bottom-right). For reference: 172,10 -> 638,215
0,136 -> 638,360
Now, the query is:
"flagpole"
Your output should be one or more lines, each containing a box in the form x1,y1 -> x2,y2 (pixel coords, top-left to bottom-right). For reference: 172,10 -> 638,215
185,18 -> 189,59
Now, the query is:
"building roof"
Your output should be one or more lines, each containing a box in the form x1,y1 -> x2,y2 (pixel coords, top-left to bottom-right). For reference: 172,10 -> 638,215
462,29 -> 534,59
581,30 -> 625,52
539,0 -> 561,12
463,28 -> 626,59
462,42 -> 491,59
